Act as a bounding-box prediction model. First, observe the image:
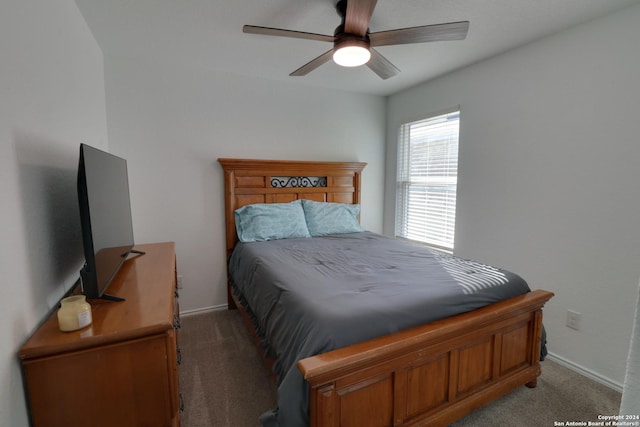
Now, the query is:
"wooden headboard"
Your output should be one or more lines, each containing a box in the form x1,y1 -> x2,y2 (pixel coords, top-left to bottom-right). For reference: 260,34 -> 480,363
218,158 -> 367,256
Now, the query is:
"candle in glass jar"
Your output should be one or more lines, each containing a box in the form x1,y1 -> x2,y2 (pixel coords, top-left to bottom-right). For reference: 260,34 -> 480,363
57,295 -> 92,332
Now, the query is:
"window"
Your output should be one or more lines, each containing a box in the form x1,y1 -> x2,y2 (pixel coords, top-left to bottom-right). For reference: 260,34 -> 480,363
395,109 -> 460,251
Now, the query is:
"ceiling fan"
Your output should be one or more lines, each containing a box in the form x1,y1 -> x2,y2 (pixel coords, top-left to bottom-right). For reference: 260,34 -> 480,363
243,0 -> 469,80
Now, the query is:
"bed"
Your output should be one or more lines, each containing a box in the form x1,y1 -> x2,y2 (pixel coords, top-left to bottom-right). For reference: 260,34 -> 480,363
219,158 -> 554,427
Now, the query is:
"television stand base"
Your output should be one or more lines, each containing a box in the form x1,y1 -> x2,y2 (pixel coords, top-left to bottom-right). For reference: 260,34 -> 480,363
122,248 -> 146,258
99,293 -> 125,302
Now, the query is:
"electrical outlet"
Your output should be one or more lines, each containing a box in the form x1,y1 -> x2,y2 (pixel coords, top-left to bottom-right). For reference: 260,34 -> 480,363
177,275 -> 184,289
566,309 -> 581,331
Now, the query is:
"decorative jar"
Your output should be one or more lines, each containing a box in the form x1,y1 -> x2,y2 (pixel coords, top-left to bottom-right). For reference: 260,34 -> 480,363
57,295 -> 92,332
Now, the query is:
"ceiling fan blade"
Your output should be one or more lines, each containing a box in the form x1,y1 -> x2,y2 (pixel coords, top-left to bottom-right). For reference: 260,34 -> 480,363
367,48 -> 400,80
290,49 -> 334,76
344,0 -> 377,37
243,25 -> 335,43
369,21 -> 469,47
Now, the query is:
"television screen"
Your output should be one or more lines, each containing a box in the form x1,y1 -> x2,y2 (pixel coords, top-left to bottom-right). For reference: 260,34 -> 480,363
77,143 -> 136,300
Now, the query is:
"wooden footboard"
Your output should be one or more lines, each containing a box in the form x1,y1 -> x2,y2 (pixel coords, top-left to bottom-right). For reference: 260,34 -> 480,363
298,289 -> 554,427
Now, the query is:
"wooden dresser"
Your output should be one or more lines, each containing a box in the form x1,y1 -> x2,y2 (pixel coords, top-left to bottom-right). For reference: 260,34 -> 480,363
20,242 -> 181,427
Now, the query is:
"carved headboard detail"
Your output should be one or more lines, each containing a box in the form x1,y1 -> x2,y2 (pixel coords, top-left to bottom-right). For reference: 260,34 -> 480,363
218,158 -> 366,256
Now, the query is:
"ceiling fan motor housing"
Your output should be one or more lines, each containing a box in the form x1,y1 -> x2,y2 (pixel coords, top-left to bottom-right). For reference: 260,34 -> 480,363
333,33 -> 370,51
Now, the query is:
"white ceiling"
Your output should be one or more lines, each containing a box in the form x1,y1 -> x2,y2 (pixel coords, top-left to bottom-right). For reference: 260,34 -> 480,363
74,0 -> 640,96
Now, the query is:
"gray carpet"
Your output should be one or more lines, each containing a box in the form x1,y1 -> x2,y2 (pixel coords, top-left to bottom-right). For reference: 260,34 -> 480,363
179,310 -> 621,427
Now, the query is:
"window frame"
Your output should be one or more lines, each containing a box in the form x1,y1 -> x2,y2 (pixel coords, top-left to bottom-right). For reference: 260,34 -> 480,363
394,108 -> 461,252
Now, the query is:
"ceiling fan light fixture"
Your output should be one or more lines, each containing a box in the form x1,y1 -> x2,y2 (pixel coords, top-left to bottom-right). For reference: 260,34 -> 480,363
333,39 -> 371,67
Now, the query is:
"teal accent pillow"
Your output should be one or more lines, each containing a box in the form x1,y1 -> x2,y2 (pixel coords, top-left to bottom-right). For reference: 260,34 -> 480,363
234,200 -> 311,242
301,200 -> 365,236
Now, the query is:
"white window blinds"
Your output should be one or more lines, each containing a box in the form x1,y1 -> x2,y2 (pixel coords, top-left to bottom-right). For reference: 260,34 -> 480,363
395,110 -> 460,251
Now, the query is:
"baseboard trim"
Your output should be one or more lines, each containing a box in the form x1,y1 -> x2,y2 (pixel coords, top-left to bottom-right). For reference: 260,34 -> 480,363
546,352 -> 623,393
180,304 -> 227,317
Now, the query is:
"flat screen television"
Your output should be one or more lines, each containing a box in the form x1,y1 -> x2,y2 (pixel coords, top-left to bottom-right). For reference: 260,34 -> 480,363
77,143 -> 142,301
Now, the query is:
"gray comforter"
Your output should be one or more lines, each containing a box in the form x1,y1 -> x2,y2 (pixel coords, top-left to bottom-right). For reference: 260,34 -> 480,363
228,232 -> 531,427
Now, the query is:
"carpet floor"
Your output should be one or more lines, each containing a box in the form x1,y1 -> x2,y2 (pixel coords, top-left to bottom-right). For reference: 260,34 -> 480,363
179,309 -> 621,427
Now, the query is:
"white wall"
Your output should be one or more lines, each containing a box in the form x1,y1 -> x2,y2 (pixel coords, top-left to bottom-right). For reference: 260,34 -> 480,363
0,1 -> 108,426
103,57 -> 386,313
385,3 -> 640,388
